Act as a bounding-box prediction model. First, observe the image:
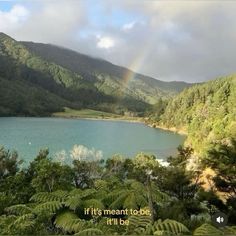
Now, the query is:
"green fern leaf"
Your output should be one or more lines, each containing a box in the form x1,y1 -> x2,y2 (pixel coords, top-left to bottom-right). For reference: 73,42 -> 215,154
74,228 -> 104,236
153,219 -> 189,235
193,223 -> 223,235
5,204 -> 33,216
83,199 -> 105,210
127,215 -> 152,235
64,196 -> 82,210
55,211 -> 81,233
223,226 -> 236,235
34,201 -> 63,213
30,192 -> 63,203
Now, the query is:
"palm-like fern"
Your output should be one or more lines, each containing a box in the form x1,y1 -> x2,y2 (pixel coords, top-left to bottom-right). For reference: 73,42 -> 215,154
193,223 -> 223,235
104,180 -> 147,209
34,201 -> 63,213
74,228 -> 104,236
126,214 -> 152,235
30,190 -> 68,203
55,211 -> 85,233
5,204 -> 33,215
151,219 -> 190,235
3,187 -> 236,236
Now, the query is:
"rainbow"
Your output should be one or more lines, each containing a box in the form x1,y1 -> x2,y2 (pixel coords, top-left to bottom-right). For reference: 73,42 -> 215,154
119,40 -> 154,98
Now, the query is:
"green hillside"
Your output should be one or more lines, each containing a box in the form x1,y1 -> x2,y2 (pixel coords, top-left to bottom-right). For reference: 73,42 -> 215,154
22,41 -> 192,103
0,33 -> 114,113
0,32 -> 192,116
149,75 -> 236,154
0,76 -> 70,116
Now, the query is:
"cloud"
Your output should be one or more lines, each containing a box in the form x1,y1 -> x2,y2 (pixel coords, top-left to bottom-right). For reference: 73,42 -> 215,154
96,35 -> 115,49
107,1 -> 236,82
122,21 -> 136,31
0,5 -> 29,31
1,1 -> 236,82
2,1 -> 87,45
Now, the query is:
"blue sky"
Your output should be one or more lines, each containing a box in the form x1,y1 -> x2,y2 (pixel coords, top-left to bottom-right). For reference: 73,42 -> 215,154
0,1 -> 15,11
0,0 -> 236,82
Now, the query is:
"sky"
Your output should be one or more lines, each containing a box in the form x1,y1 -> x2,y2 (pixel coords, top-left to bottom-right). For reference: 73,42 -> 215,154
0,0 -> 236,83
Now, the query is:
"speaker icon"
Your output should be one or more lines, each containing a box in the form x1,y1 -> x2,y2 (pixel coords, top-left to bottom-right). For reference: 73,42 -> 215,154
216,216 -> 224,223
212,212 -> 227,227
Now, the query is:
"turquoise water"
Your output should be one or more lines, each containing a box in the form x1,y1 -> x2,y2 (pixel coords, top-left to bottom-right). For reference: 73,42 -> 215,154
0,117 -> 185,164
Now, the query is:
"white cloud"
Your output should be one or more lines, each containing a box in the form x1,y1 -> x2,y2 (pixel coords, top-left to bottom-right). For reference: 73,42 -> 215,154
2,1 -> 87,45
122,21 -> 136,31
0,5 -> 29,31
1,1 -> 236,82
96,35 -> 115,49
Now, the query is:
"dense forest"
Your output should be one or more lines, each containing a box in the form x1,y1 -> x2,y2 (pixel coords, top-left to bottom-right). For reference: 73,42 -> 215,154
0,140 -> 236,235
148,75 -> 236,155
0,33 -> 190,116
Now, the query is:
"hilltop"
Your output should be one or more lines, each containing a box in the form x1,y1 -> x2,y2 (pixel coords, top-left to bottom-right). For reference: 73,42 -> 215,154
0,32 -> 191,116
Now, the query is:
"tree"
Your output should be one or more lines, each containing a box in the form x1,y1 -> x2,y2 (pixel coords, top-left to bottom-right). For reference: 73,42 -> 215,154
203,139 -> 236,197
203,139 -> 236,224
29,150 -> 74,192
73,160 -> 103,189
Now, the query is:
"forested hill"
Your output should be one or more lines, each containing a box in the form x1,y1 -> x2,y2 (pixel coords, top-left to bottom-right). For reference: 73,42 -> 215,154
0,32 -> 191,116
22,41 -> 191,97
150,75 -> 236,153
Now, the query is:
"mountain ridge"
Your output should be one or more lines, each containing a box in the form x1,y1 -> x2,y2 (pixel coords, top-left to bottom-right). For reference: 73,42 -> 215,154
0,32 -> 192,116
21,41 -> 191,85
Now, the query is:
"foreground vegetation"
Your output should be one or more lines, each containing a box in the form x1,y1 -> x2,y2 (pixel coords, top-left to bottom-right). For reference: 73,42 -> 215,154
0,140 -> 236,235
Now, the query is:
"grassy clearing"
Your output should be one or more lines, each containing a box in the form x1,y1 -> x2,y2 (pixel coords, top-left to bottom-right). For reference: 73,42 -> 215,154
53,107 -> 123,119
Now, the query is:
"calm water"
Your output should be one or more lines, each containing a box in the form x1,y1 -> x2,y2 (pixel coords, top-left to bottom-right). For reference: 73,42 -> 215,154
0,117 -> 185,164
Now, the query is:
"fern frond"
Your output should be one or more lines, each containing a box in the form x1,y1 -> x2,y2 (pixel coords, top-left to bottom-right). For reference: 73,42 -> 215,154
153,219 -> 189,235
223,226 -> 236,235
68,189 -> 97,199
103,189 -> 122,205
109,192 -> 128,209
64,196 -> 82,210
9,214 -> 36,233
82,199 -> 105,210
34,201 -> 63,213
55,211 -> 81,233
133,227 -> 147,235
69,188 -> 83,196
52,190 -> 69,201
14,213 -> 35,225
94,180 -> 108,190
127,215 -> 152,234
0,215 -> 17,232
30,192 -> 63,203
74,228 -> 104,236
5,204 -> 33,216
193,223 -> 223,235
151,187 -> 171,204
80,189 -> 97,199
129,180 -> 145,192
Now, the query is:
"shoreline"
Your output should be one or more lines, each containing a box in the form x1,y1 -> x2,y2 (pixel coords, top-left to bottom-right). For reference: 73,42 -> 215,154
0,115 -> 187,135
51,114 -> 144,123
52,114 -> 187,135
146,122 -> 188,135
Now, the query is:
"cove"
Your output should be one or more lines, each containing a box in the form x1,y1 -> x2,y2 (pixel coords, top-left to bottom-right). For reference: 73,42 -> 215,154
0,117 -> 186,164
